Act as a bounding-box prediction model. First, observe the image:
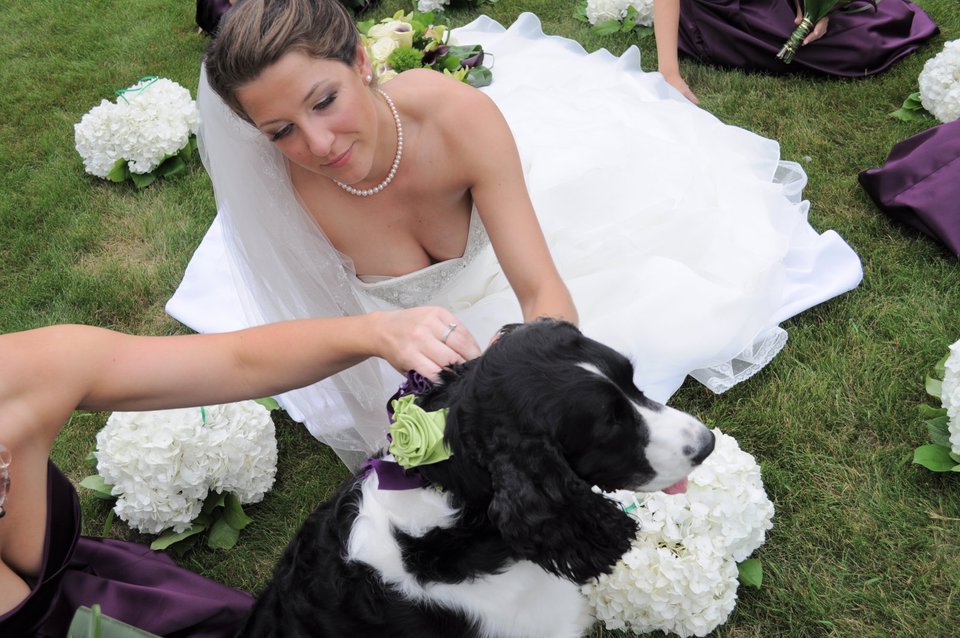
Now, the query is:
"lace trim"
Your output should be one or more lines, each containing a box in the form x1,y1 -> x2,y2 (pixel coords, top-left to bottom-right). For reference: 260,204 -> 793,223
353,209 -> 491,308
688,327 -> 789,393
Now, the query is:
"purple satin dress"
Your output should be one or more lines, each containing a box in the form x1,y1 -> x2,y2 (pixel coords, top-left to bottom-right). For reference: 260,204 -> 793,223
860,120 -> 960,257
196,0 -> 233,35
678,0 -> 938,76
0,462 -> 254,637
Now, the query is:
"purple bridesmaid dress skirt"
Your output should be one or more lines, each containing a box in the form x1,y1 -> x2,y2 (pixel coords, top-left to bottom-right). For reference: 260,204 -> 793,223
860,120 -> 960,257
678,0 -> 938,77
0,462 -> 254,637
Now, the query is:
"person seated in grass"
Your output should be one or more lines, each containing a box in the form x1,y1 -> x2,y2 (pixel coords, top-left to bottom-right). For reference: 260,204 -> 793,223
168,0 -> 863,469
654,0 -> 939,103
0,306 -> 478,637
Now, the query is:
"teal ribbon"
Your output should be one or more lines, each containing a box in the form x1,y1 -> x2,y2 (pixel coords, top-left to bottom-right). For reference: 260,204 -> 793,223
115,76 -> 159,104
200,406 -> 207,426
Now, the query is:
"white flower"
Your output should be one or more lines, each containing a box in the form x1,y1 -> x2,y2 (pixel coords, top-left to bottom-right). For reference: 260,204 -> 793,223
585,0 -> 630,24
73,77 -> 198,179
95,401 -> 276,535
368,20 -> 415,49
918,39 -> 960,123
629,0 -> 655,27
370,38 -> 400,66
941,338 -> 960,455
583,429 -> 774,637
417,0 -> 449,12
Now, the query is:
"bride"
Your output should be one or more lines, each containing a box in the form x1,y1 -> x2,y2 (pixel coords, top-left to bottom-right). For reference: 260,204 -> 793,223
168,0 -> 863,468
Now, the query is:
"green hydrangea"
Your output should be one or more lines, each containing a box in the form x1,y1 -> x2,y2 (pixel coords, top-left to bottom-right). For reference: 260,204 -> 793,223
387,47 -> 425,74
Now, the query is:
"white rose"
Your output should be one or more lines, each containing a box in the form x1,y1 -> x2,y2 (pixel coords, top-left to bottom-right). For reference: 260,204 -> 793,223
370,38 -> 399,66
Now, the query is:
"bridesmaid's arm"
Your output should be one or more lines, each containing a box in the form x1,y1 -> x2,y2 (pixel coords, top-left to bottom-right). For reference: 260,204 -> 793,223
458,92 -> 578,326
654,0 -> 699,104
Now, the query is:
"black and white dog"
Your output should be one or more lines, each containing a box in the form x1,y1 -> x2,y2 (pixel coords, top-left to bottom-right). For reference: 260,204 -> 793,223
239,319 -> 714,638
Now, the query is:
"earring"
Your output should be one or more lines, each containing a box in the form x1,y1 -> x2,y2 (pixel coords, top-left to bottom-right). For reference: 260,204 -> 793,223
365,74 -> 373,84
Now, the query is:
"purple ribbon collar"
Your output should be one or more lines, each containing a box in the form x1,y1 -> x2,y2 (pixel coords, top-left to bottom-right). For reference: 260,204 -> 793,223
359,371 -> 436,491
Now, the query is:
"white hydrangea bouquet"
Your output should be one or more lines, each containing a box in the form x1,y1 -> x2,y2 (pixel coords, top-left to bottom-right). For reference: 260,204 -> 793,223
81,400 -> 278,552
892,39 -> 960,124
583,429 -> 774,638
913,338 -> 960,473
575,0 -> 654,37
74,76 -> 199,188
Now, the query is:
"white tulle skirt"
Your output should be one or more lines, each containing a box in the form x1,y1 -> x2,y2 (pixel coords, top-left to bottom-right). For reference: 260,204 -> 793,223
167,13 -> 862,466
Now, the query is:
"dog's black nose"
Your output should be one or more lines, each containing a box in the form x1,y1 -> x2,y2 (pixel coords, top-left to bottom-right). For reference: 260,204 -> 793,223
685,429 -> 715,466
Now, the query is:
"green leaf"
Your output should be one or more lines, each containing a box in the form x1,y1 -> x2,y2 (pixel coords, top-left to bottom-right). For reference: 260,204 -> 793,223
129,170 -> 157,189
156,154 -> 187,179
84,450 -> 98,467
223,493 -> 253,530
935,352 -> 948,379
150,522 -> 207,551
356,18 -> 375,35
202,491 -> 227,515
919,404 -> 948,419
926,415 -> 951,447
105,158 -> 129,183
913,444 -> 957,472
925,376 -> 943,400
102,508 -> 115,536
79,475 -> 116,500
207,515 -> 241,550
255,397 -> 281,411
633,25 -> 654,40
180,135 -> 195,161
591,19 -> 624,36
466,67 -> 493,89
950,451 -> 960,464
890,92 -> 935,122
738,558 -> 763,588
574,1 -> 590,23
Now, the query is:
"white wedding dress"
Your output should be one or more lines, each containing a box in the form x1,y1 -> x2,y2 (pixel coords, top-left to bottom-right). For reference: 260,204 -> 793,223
167,13 -> 862,468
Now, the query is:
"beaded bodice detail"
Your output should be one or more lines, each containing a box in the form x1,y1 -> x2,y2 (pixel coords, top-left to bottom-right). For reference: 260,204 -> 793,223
354,208 -> 491,308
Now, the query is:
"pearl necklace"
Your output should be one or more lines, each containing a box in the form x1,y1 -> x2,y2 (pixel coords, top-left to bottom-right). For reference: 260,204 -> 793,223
335,89 -> 403,197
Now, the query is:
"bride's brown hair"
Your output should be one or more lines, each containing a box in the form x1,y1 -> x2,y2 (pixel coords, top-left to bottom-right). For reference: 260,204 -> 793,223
205,0 -> 360,123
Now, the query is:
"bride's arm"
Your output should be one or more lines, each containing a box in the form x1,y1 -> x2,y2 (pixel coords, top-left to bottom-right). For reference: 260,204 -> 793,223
455,90 -> 578,326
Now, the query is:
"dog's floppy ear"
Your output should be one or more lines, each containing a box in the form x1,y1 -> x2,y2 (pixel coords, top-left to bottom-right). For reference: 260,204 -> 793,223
485,432 -> 637,584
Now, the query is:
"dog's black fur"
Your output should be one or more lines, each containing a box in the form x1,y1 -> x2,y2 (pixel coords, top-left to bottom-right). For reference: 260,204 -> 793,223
238,319 -> 713,637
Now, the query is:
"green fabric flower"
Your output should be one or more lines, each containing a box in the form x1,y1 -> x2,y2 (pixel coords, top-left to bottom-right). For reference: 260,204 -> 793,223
388,395 -> 451,469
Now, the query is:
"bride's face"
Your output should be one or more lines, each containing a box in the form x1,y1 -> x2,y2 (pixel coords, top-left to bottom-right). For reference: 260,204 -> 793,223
237,48 -> 381,184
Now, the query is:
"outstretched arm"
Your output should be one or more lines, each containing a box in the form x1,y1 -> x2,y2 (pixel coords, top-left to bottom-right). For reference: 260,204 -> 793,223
0,306 -> 476,610
459,90 -> 578,326
654,0 -> 699,104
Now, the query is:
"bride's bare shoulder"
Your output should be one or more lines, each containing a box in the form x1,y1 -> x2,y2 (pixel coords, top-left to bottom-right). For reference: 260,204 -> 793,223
387,69 -> 497,120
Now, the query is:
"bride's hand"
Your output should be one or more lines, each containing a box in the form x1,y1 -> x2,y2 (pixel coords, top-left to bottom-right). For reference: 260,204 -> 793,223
371,308 -> 482,380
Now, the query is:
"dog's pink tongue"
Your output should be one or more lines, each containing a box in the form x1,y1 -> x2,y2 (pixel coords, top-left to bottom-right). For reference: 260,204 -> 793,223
661,478 -> 688,495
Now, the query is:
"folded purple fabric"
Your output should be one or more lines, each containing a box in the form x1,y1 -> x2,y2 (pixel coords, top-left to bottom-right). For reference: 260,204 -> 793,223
678,0 -> 938,77
0,462 -> 254,637
196,0 -> 233,35
859,120 -> 960,257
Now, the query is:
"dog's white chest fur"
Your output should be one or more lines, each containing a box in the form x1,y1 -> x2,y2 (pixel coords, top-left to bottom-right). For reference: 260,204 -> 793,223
346,474 -> 592,638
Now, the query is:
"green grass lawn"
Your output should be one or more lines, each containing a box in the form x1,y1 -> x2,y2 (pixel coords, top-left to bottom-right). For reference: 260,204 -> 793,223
2,1 -> 958,636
